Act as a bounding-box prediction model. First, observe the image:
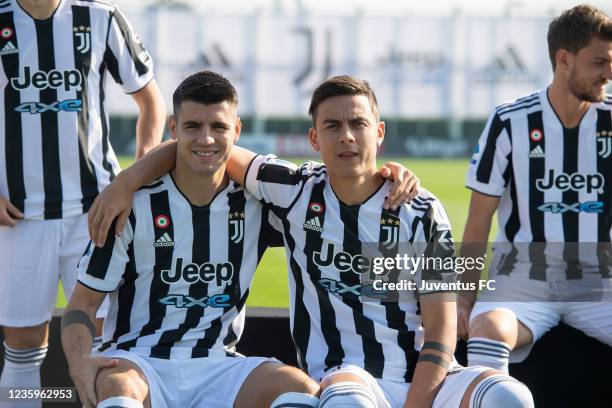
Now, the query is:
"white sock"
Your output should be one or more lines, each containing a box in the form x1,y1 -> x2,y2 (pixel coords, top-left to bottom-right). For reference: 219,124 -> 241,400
97,396 -> 144,408
0,342 -> 47,408
467,337 -> 511,374
319,382 -> 377,408
470,375 -> 534,408
270,392 -> 319,407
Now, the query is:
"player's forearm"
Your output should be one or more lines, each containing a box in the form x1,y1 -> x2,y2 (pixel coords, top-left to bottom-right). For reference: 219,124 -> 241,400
134,81 -> 166,158
227,145 -> 258,186
119,139 -> 177,192
405,297 -> 456,407
61,307 -> 97,369
459,216 -> 492,302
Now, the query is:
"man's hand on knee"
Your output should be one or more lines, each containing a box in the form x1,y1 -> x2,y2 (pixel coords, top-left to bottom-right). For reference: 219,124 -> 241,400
95,361 -> 149,408
68,355 -> 119,408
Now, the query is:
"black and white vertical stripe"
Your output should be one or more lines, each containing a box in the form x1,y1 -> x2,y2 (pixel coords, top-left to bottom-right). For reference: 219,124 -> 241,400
467,88 -> 612,244
466,89 -> 612,279
0,0 -> 152,220
246,156 -> 451,383
79,174 -> 271,359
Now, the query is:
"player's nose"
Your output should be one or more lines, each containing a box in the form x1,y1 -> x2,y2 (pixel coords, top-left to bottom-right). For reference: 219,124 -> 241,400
338,127 -> 356,144
196,128 -> 216,144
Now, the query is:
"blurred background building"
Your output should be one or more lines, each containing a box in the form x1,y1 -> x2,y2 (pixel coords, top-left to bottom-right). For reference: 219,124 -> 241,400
108,0 -> 612,157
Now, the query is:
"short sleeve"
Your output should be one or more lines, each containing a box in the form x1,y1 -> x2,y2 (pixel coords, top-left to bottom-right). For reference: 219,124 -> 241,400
416,201 -> 458,295
245,155 -> 314,210
77,214 -> 135,293
465,109 -> 512,197
104,6 -> 153,94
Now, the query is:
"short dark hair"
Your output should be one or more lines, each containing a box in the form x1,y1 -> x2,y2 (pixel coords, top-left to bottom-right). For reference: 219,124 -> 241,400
548,4 -> 612,70
308,75 -> 380,124
172,70 -> 238,115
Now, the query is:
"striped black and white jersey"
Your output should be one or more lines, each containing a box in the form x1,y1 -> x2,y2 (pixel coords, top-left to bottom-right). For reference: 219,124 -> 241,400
0,0 -> 153,220
77,173 -> 279,359
467,89 -> 612,244
245,155 -> 456,383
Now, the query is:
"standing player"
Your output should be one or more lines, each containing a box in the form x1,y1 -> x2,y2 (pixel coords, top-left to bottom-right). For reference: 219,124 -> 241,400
0,0 -> 165,402
62,71 -> 320,408
458,4 -> 612,374
88,75 -> 534,407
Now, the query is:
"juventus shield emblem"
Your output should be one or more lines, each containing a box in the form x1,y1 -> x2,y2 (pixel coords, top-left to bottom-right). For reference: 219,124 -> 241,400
73,26 -> 91,54
381,216 -> 400,250
229,211 -> 245,243
597,131 -> 612,159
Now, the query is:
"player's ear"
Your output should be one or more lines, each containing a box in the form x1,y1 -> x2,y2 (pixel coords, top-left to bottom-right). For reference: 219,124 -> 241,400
377,121 -> 385,147
308,127 -> 320,152
234,116 -> 242,144
168,115 -> 177,140
556,49 -> 571,73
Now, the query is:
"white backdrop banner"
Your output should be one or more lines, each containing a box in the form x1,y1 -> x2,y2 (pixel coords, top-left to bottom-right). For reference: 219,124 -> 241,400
109,8 -> 560,118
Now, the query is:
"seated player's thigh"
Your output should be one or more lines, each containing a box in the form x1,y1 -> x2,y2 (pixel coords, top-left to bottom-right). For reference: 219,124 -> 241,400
0,219 -> 60,327
564,302 -> 612,346
235,361 -> 318,408
96,358 -> 150,407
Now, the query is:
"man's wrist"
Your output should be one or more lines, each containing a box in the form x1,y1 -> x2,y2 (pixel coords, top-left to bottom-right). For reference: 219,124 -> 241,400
116,169 -> 141,192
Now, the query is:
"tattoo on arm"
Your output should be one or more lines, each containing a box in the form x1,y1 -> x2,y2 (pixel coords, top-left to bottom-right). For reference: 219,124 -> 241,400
422,341 -> 453,355
417,353 -> 450,369
61,310 -> 96,339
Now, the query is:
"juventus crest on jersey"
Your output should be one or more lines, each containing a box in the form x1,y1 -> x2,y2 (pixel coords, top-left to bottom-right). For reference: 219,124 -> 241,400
245,155 -> 456,383
467,89 -> 612,244
77,174 -> 279,359
0,0 -> 153,220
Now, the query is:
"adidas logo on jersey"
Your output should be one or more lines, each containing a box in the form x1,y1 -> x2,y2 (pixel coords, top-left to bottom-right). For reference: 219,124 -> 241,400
0,41 -> 18,56
303,216 -> 324,232
529,145 -> 545,158
154,232 -> 174,247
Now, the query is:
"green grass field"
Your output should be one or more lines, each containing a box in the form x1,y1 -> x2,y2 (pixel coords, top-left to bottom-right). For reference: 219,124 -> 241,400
57,157 -> 487,308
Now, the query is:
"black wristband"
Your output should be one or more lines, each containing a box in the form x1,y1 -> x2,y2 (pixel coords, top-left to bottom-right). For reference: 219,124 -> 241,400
422,341 -> 453,355
61,310 -> 96,339
418,353 -> 450,368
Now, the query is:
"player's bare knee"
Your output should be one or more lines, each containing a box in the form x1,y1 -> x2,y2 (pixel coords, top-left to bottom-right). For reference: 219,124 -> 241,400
258,363 -> 318,395
3,323 -> 49,349
95,364 -> 148,402
276,365 -> 319,395
469,310 -> 518,344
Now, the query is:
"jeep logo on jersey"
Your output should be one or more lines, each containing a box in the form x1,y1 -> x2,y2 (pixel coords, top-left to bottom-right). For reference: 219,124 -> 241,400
536,169 -> 604,194
160,257 -> 234,286
11,66 -> 82,92
313,242 -> 371,275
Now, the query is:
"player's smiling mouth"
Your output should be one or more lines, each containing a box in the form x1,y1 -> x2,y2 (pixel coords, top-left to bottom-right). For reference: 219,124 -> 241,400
338,151 -> 358,158
193,150 -> 218,157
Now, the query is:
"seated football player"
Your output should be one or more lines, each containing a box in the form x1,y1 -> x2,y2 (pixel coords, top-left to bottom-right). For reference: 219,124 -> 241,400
61,71 -> 320,408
